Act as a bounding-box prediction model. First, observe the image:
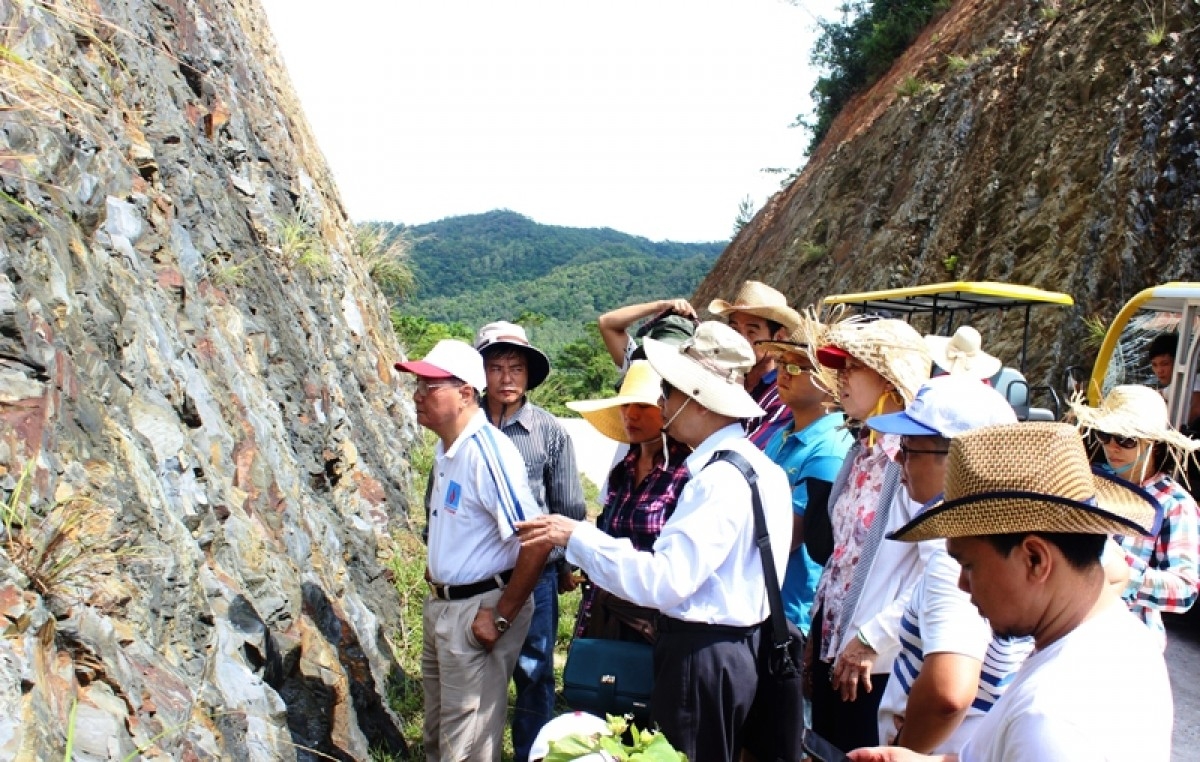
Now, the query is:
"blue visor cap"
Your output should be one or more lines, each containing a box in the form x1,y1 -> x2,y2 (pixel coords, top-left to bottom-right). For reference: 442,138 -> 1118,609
866,409 -> 940,436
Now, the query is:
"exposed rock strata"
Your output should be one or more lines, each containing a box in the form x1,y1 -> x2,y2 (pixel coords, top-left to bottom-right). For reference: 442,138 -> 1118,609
0,0 -> 417,758
699,0 -> 1200,389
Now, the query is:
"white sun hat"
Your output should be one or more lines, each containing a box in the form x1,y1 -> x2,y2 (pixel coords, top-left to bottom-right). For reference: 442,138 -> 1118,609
925,326 -> 1002,380
529,712 -> 613,761
643,321 -> 765,419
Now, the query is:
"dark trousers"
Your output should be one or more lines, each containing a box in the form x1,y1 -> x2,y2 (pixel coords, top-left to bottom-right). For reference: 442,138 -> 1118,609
810,654 -> 890,752
512,567 -> 558,762
651,620 -> 762,762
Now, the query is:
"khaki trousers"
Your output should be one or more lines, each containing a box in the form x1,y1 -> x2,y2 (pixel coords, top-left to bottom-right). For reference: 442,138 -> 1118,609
422,588 -> 533,761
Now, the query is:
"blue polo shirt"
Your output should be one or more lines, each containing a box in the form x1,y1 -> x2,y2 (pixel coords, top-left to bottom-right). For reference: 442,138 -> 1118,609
763,412 -> 853,633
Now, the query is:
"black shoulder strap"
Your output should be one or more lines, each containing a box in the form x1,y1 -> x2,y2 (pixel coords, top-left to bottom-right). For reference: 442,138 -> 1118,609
706,450 -> 789,648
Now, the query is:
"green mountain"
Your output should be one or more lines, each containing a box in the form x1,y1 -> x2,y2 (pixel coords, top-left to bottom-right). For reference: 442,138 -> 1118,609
396,210 -> 724,351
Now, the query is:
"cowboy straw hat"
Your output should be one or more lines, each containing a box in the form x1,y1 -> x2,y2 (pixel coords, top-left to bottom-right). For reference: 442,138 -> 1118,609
804,316 -> 932,406
1069,385 -> 1200,474
707,280 -> 802,329
567,360 -> 663,443
643,321 -> 765,419
889,422 -> 1160,543
473,321 -> 551,389
925,326 -> 1002,380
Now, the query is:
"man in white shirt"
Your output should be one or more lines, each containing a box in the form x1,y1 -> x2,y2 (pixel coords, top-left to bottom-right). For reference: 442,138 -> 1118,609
517,322 -> 793,762
864,376 -> 1033,754
846,423 -> 1171,762
395,340 -> 548,762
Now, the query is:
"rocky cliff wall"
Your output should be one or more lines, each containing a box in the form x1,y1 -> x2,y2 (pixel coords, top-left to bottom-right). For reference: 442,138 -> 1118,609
0,0 -> 418,758
697,0 -> 1200,387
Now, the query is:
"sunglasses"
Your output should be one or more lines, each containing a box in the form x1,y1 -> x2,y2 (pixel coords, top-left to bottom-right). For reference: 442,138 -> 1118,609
660,380 -> 676,402
779,362 -> 817,377
1094,430 -> 1139,449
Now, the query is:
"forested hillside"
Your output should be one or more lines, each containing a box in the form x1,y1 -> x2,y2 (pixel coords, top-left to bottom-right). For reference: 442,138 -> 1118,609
387,210 -> 722,350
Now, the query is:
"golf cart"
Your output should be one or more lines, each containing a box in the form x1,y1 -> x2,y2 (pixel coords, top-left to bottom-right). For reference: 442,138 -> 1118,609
822,281 -> 1076,421
1087,282 -> 1200,432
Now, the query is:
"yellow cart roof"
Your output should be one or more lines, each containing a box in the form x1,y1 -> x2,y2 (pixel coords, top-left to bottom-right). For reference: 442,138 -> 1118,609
823,281 -> 1074,313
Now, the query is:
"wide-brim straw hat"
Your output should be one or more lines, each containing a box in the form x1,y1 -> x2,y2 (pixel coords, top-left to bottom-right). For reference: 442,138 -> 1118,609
643,321 -> 765,419
925,326 -> 1002,380
890,422 -> 1160,543
707,280 -> 802,329
756,308 -> 825,356
566,360 -> 662,443
1069,384 -> 1200,476
474,320 -> 551,389
802,315 -> 931,406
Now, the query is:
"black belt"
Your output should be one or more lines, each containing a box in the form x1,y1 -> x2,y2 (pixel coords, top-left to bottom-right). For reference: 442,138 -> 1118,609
428,569 -> 513,601
657,615 -> 763,636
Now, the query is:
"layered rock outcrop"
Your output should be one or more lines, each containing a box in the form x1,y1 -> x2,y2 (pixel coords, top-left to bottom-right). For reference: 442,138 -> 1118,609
698,0 -> 1199,388
0,0 -> 416,758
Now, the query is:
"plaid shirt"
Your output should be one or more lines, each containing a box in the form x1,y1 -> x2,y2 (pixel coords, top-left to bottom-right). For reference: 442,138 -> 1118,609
745,369 -> 793,451
1115,471 -> 1200,644
574,439 -> 691,638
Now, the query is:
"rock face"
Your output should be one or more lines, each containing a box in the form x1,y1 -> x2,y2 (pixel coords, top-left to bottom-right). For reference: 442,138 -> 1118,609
0,0 -> 418,758
697,0 -> 1200,389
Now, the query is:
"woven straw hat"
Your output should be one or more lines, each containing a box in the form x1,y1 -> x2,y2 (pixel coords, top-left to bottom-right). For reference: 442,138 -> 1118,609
567,360 -> 662,443
473,321 -> 551,389
643,321 -> 765,419
707,280 -> 802,329
805,316 -> 931,406
755,308 -> 826,356
925,326 -> 1002,380
1069,384 -> 1200,475
889,422 -> 1160,543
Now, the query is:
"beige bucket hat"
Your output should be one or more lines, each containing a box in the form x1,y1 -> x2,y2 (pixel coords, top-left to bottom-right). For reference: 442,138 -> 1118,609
925,326 -> 1002,380
707,280 -> 802,329
566,360 -> 663,443
1069,385 -> 1200,478
643,321 -> 765,419
804,316 -> 931,406
474,321 -> 551,389
890,422 -> 1160,543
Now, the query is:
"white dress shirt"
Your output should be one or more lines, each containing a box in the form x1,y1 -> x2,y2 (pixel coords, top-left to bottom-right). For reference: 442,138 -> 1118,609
566,424 -> 792,626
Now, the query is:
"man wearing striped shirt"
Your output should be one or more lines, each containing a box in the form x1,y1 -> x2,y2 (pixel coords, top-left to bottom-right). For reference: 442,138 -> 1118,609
396,339 -> 548,762
475,321 -> 586,762
864,376 -> 1033,754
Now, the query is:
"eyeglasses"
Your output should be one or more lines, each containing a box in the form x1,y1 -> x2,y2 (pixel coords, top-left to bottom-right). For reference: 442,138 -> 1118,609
779,362 -> 817,377
414,379 -> 463,396
1094,430 -> 1139,449
899,443 -> 950,457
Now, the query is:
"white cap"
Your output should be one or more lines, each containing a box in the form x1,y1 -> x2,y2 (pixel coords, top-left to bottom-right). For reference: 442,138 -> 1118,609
867,374 -> 1017,437
529,712 -> 612,761
394,339 -> 487,392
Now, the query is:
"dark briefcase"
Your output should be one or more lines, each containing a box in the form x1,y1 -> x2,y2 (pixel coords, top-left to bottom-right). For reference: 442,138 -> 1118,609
561,637 -> 654,723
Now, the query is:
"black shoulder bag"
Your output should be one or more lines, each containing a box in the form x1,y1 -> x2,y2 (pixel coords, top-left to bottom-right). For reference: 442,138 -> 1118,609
709,451 -> 807,762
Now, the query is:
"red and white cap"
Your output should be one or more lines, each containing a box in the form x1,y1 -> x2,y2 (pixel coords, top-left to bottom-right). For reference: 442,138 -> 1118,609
395,339 -> 486,391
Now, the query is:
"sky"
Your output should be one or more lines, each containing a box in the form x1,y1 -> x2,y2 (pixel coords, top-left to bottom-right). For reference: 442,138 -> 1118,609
258,1 -> 845,243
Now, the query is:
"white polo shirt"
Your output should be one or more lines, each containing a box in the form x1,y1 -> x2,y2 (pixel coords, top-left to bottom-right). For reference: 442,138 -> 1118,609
427,409 -> 543,585
566,423 -> 793,626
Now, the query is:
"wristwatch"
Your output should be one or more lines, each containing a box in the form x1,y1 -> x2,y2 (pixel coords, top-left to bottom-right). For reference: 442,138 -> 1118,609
493,611 -> 511,634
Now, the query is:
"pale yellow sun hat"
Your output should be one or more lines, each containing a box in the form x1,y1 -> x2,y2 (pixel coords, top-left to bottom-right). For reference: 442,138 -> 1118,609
566,360 -> 663,443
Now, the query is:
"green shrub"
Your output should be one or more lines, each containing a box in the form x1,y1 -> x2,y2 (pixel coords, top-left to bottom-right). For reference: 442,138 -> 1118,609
803,0 -> 950,152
